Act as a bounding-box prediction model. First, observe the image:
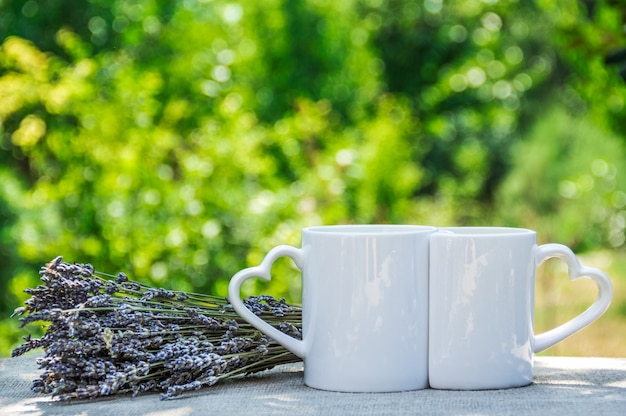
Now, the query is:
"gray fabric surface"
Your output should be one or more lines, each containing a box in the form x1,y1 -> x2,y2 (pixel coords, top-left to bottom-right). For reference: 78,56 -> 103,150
1,354 -> 625,416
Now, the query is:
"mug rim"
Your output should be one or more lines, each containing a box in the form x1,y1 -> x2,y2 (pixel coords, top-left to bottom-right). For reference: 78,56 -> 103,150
303,224 -> 437,235
437,226 -> 536,236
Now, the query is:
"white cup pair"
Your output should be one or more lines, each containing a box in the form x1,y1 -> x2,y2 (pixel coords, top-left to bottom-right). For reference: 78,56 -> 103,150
228,225 -> 613,392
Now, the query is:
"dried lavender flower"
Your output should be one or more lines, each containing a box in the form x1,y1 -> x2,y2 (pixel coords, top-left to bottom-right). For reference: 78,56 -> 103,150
12,256 -> 303,401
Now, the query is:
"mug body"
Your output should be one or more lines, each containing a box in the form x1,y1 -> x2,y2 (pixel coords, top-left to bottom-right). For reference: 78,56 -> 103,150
301,225 -> 436,392
429,227 -> 536,389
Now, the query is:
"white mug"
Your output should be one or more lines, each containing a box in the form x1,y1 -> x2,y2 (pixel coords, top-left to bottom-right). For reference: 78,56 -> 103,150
428,227 -> 613,390
228,224 -> 436,392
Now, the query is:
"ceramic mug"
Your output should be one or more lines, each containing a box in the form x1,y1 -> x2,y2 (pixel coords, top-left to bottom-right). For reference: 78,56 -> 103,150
428,227 -> 613,390
228,224 -> 436,392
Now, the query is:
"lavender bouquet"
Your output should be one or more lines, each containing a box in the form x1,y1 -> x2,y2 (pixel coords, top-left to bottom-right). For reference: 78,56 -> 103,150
11,256 -> 302,400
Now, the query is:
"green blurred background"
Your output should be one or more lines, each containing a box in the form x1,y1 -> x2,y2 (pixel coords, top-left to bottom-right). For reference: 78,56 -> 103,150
1,0 -> 625,357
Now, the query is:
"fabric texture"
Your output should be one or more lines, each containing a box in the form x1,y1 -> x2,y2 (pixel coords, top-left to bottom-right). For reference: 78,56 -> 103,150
1,355 -> 625,416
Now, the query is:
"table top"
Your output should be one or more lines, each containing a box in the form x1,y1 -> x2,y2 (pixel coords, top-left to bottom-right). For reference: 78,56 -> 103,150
1,354 -> 625,416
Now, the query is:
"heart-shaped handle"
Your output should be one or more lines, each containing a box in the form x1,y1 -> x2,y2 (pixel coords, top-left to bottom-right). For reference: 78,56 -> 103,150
533,243 -> 613,352
228,245 -> 306,358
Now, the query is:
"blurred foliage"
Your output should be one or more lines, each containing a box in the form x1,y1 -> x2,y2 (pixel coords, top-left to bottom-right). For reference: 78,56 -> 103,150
497,107 -> 626,250
1,0 -> 626,356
